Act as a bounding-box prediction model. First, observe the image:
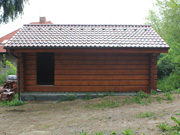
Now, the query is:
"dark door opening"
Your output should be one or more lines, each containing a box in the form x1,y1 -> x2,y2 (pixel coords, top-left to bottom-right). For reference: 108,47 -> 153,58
37,53 -> 54,85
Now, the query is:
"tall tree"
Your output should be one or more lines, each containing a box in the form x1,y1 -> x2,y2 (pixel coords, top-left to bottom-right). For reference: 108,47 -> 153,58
0,0 -> 28,24
146,0 -> 180,91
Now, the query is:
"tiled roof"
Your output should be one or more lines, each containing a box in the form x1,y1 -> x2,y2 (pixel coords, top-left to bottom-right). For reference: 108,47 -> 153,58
0,29 -> 20,52
0,46 -> 6,53
5,24 -> 170,48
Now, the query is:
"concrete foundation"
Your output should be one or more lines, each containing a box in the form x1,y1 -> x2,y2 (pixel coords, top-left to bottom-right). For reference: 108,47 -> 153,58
21,92 -> 138,101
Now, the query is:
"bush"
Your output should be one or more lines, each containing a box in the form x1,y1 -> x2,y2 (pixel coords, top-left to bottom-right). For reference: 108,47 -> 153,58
0,60 -> 17,85
157,73 -> 180,92
158,53 -> 174,79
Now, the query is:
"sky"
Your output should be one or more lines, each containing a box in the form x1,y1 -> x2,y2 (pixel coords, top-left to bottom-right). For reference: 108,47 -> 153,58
0,0 -> 156,37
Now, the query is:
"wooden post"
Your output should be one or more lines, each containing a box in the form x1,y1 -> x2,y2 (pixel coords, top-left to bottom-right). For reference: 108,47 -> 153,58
149,54 -> 158,92
19,53 -> 24,92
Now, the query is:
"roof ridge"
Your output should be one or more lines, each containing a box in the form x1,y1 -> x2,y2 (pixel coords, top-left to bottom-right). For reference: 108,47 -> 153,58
24,24 -> 152,27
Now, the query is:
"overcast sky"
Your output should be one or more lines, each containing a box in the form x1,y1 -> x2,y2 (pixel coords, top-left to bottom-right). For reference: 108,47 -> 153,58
0,0 -> 156,37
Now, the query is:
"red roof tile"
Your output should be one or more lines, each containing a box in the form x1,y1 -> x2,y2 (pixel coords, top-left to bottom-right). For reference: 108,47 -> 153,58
5,24 -> 170,49
0,45 -> 6,53
0,18 -> 53,52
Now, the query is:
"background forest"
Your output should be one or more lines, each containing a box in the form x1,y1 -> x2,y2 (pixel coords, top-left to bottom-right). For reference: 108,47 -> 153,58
146,0 -> 180,92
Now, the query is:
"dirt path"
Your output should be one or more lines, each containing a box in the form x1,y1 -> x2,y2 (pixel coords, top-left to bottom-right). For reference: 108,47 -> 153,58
0,94 -> 180,135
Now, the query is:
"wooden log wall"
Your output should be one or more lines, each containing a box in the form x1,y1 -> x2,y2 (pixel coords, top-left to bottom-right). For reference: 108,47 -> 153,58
23,52 -> 157,92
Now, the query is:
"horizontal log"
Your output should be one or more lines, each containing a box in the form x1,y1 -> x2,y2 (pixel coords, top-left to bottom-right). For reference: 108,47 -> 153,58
55,70 -> 149,75
55,54 -> 149,60
24,52 -> 36,56
25,70 -> 36,75
25,80 -> 36,85
55,75 -> 150,80
25,55 -> 36,60
55,65 -> 149,70
54,80 -> 149,86
24,74 -> 157,81
25,75 -> 36,80
55,60 -> 149,65
12,48 -> 169,53
25,60 -> 36,65
25,85 -> 149,92
25,65 -> 36,70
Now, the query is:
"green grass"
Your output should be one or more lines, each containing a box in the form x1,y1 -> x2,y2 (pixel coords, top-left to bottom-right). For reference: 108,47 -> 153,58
125,91 -> 152,105
156,116 -> 180,134
85,100 -> 120,109
0,94 -> 23,107
122,129 -> 135,135
84,93 -> 92,101
80,130 -> 87,135
156,96 -> 162,103
157,122 -> 171,132
94,100 -> 119,108
58,94 -> 77,102
136,111 -> 156,119
164,93 -> 173,101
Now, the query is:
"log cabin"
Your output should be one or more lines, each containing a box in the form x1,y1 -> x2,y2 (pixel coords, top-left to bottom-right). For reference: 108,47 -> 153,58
4,23 -> 170,99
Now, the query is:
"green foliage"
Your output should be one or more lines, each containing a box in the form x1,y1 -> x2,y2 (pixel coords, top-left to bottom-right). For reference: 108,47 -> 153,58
171,117 -> 180,131
164,93 -> 173,101
151,90 -> 157,95
101,91 -> 114,98
95,132 -> 104,135
110,131 -> 117,135
146,0 -> 180,91
130,91 -> 151,105
175,113 -> 180,116
121,129 -> 135,135
0,60 -> 17,85
156,96 -> 162,103
0,0 -> 28,24
94,100 -> 120,108
136,112 -> 155,119
84,93 -> 92,101
157,122 -> 171,132
59,94 -> 77,102
80,130 -> 87,135
0,94 -> 23,107
86,100 -> 120,109
157,73 -> 180,92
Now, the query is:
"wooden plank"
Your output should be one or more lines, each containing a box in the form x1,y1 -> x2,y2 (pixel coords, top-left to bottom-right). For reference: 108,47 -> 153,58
25,75 -> 36,80
55,60 -> 149,65
19,53 -> 24,92
55,54 -> 150,60
25,60 -> 36,65
12,48 -> 169,53
149,54 -> 156,91
25,85 -> 149,92
24,52 -> 36,56
55,70 -> 149,75
55,75 -> 149,80
55,80 -> 149,86
55,65 -> 149,70
25,70 -> 36,75
25,55 -> 36,60
24,80 -> 36,85
25,65 -> 36,70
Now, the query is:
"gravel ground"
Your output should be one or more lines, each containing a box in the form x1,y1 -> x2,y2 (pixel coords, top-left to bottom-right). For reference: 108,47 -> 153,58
0,94 -> 180,135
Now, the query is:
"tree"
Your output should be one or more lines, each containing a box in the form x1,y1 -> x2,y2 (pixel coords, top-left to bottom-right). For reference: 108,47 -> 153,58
0,0 -> 28,24
146,0 -> 180,91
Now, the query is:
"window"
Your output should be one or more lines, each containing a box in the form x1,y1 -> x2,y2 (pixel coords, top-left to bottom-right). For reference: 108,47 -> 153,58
37,53 -> 54,85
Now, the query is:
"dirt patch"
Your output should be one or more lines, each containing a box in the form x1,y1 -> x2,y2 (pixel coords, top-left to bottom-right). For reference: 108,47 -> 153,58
0,94 -> 180,135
